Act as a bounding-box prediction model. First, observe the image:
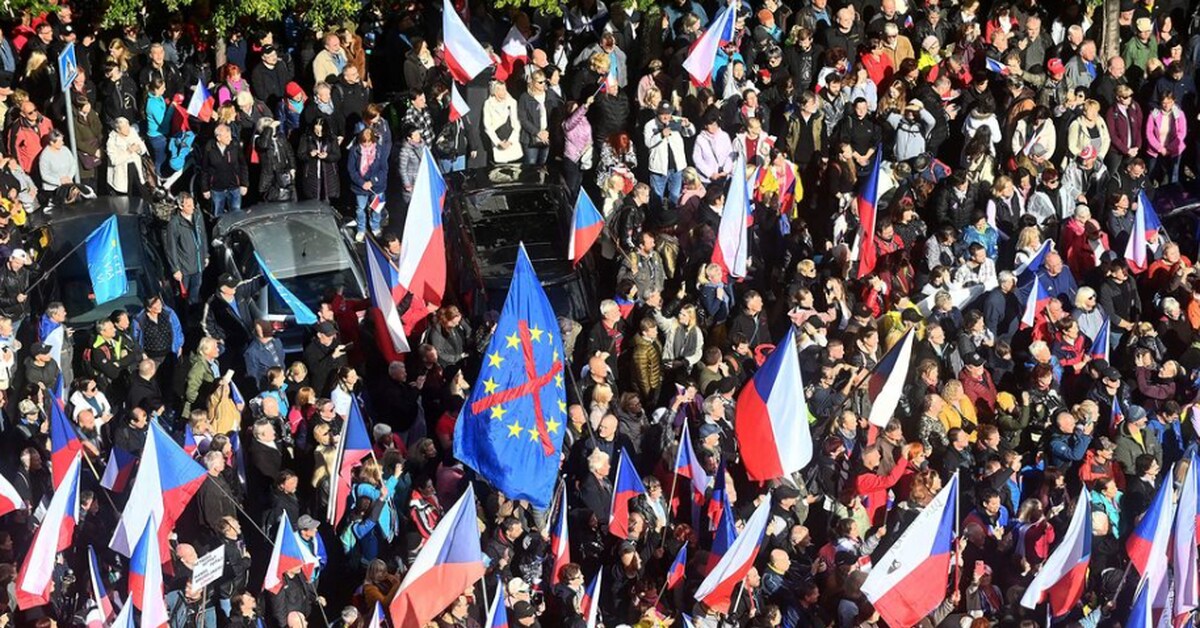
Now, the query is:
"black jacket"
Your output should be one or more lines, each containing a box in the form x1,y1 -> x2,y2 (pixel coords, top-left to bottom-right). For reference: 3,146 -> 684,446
517,90 -> 563,147
202,285 -> 261,349
249,60 -> 293,110
296,131 -> 341,200
267,574 -> 316,628
302,339 -> 346,396
0,264 -> 30,320
98,74 -> 139,129
163,211 -> 209,277
199,140 -> 250,193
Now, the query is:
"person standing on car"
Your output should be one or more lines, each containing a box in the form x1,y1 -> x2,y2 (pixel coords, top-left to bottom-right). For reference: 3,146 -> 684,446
200,123 -> 249,216
163,192 -> 208,306
203,273 -> 261,370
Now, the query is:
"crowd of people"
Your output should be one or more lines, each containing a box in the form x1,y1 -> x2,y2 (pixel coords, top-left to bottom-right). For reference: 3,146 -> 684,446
0,0 -> 1199,625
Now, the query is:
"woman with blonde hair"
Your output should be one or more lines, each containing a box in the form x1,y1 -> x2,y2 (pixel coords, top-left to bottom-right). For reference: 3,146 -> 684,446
353,458 -> 399,543
107,39 -> 132,71
105,117 -> 148,196
938,379 -> 979,440
1068,99 -> 1111,160
653,303 -> 705,372
310,422 -> 337,511
588,383 -> 613,429
1013,226 -> 1043,268
482,80 -> 521,164
360,559 -> 401,614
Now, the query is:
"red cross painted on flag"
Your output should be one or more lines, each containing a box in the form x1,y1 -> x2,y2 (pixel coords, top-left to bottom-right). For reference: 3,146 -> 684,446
469,320 -> 563,456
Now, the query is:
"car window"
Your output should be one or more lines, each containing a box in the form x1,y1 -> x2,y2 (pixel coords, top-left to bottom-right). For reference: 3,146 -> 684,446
464,189 -> 565,250
237,214 -> 364,315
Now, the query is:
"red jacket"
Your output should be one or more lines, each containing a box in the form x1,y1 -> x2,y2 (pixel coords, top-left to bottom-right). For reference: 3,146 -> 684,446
850,459 -> 909,526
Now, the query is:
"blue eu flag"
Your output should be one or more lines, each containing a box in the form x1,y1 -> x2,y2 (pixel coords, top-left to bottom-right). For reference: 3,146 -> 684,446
85,216 -> 127,305
453,244 -> 567,509
254,252 -> 317,325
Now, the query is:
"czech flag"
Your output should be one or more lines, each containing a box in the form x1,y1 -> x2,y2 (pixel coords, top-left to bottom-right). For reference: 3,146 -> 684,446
735,327 -> 813,481
1127,467 -> 1176,601
549,483 -> 570,586
866,330 -> 916,428
108,600 -> 135,628
109,420 -> 207,559
38,312 -> 64,369
694,497 -> 771,613
569,189 -> 604,266
674,422 -> 711,512
263,513 -> 315,592
984,57 -> 1009,74
129,516 -> 169,628
0,470 -> 24,517
390,484 -> 486,628
683,4 -> 737,86
368,601 -> 387,628
583,570 -> 602,628
855,151 -> 884,279
1020,487 -> 1092,617
49,391 -> 83,489
449,83 -> 469,123
667,544 -> 688,590
712,152 -> 750,280
1173,452 -> 1199,627
327,398 -> 374,527
16,453 -> 80,609
186,78 -> 214,123
485,584 -> 508,628
1142,190 -> 1163,240
1015,240 -> 1053,280
1127,190 -> 1151,274
365,237 -> 413,363
706,458 -> 728,533
182,423 -> 198,457
1090,317 -> 1112,362
706,495 -> 736,572
442,0 -> 492,83
1019,275 -> 1051,329
397,146 -> 447,306
87,546 -> 117,627
1128,576 -> 1156,628
862,473 -> 959,627
1110,397 -> 1126,435
100,446 -> 137,494
609,447 -> 647,539
500,25 -> 530,76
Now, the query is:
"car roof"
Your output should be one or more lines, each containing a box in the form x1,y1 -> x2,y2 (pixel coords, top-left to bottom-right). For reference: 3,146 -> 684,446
213,201 -> 344,237
26,196 -> 150,230
448,165 -> 563,193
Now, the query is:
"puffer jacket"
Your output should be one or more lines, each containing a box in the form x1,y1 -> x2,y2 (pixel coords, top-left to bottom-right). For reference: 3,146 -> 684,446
629,334 -> 663,401
0,264 -> 30,320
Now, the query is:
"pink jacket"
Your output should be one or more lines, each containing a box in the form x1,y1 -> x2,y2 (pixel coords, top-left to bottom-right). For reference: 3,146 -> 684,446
1146,107 -> 1188,157
563,104 -> 592,164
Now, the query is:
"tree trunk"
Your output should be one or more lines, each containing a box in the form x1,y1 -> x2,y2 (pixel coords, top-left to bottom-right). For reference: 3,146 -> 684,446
1101,0 -> 1121,60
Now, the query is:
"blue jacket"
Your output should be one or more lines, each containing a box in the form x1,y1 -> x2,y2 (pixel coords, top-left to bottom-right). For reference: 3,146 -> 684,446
131,306 -> 184,355
1038,267 -> 1079,306
1045,430 -> 1092,470
348,143 -> 390,196
145,95 -> 172,138
243,337 -> 285,386
699,281 -> 733,324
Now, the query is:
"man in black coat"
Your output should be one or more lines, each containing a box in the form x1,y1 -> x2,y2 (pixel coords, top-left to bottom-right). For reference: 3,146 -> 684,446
245,420 -> 285,517
577,448 -> 614,526
98,61 -> 139,130
199,124 -> 250,216
268,570 -> 317,628
192,451 -> 238,545
249,45 -> 293,111
981,272 -> 1021,341
202,274 -> 261,371
0,248 -> 31,327
302,321 -> 348,397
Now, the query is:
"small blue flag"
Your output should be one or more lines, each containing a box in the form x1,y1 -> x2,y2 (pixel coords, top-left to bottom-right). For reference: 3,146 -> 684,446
254,252 -> 317,325
453,244 -> 567,508
85,216 -> 127,305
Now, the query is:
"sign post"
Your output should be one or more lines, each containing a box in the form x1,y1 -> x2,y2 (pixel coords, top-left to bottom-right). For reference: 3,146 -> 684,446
57,43 -> 79,183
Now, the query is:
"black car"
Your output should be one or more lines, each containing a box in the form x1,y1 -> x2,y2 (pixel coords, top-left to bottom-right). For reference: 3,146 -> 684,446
27,197 -> 169,329
444,166 -> 597,322
212,201 -> 367,352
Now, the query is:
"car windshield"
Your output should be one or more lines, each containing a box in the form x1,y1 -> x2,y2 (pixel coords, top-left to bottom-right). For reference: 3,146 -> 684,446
239,213 -> 363,313
464,188 -> 564,250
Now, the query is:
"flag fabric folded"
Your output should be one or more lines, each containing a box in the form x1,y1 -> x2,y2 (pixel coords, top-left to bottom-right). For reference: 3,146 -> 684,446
16,453 -> 81,609
549,483 -> 570,586
674,421 -> 711,511
682,5 -> 737,86
486,583 -> 508,628
610,447 -> 648,539
736,327 -> 813,480
100,445 -> 137,493
1173,452 -> 1199,626
449,84 -> 470,122
1019,275 -> 1051,329
397,146 -> 447,306
129,516 -> 169,627
186,78 -> 214,122
442,0 -> 492,83
855,152 -> 884,279
327,398 -> 374,527
711,152 -> 750,280
87,546 -> 117,627
365,236 -> 413,363
84,215 -> 127,305
1020,487 -> 1092,617
368,601 -> 387,628
264,513 -> 316,593
583,570 -> 602,628
569,189 -> 605,266
694,497 -> 771,613
667,544 -> 688,590
1089,317 -> 1111,362
1127,465 -> 1176,608
0,470 -> 25,517
866,329 -> 916,427
1127,191 -> 1151,273
255,251 -> 318,325
48,393 -> 83,489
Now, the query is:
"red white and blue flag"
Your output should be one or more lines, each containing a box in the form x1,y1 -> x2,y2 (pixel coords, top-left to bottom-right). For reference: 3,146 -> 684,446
712,152 -> 750,280
736,327 -> 813,481
369,192 -> 386,213
683,4 -> 737,86
862,473 -> 959,627
264,513 -> 316,593
694,497 -> 771,613
867,329 -> 916,428
365,237 -> 413,362
186,78 -> 214,122
667,543 -> 688,590
1090,317 -> 1112,362
569,189 -> 604,266
674,421 -> 711,512
583,570 -> 602,628
442,0 -> 492,83
368,601 -> 387,628
1127,191 -> 1156,274
100,445 -> 137,494
1015,240 -> 1053,279
1021,487 -> 1091,616
1110,397 -> 1126,435
706,458 -> 728,533
182,423 -> 199,457
610,447 -> 648,539
486,584 -> 508,628
1127,466 -> 1177,608
500,26 -> 530,76
855,152 -> 885,279
16,453 -> 80,609
1020,275 -> 1051,329
1128,576 -> 1157,628
129,516 -> 169,628
109,420 -> 207,559
549,483 -> 570,586
1142,190 -> 1163,240
327,397 -> 373,527
984,57 -> 1010,74
1173,452 -> 1199,627
449,84 -> 469,123
0,470 -> 24,517
49,390 -> 83,489
390,484 -> 486,628
397,146 -> 447,307
86,546 -> 118,627
706,495 -> 736,572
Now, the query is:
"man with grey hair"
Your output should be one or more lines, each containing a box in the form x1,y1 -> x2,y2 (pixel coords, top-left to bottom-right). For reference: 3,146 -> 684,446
578,449 -> 613,525
586,298 -> 626,377
193,449 -> 236,541
982,270 -> 1020,340
199,123 -> 248,216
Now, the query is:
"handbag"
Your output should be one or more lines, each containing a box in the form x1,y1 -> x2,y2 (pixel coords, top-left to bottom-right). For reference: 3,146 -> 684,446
497,118 -> 514,141
80,152 -> 100,170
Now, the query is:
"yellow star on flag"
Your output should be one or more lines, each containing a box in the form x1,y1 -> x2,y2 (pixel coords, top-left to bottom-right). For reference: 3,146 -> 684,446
555,373 -> 564,389
483,378 -> 499,394
507,420 -> 523,438
506,333 -> 521,349
490,405 -> 507,421
547,418 -> 561,433
557,400 -> 567,413
530,325 -> 544,342
527,427 -> 540,442
488,352 -> 504,368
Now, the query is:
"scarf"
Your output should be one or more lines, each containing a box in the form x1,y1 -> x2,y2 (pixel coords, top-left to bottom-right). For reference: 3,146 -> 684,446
359,142 -> 377,177
316,99 -> 335,116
